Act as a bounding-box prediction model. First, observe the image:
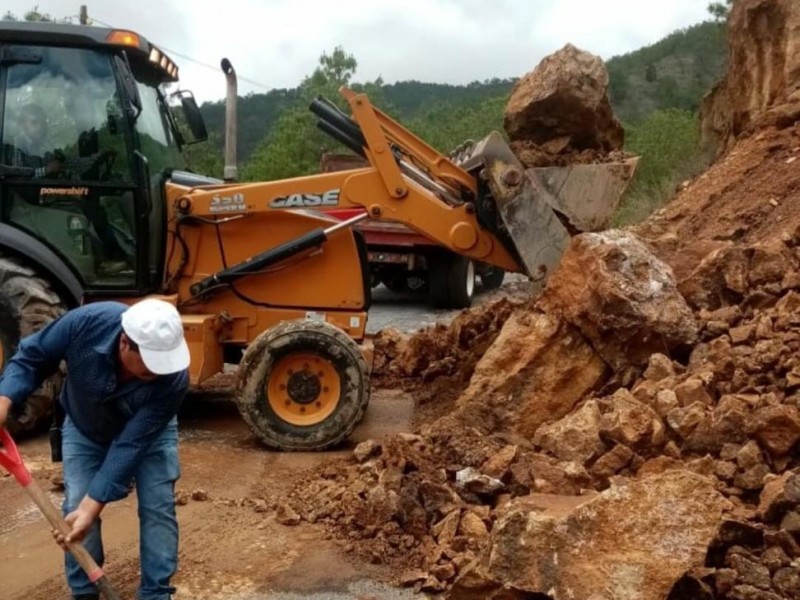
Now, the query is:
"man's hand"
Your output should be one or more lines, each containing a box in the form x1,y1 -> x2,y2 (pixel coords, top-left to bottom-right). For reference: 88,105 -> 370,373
51,495 -> 105,550
0,395 -> 12,430
45,159 -> 63,175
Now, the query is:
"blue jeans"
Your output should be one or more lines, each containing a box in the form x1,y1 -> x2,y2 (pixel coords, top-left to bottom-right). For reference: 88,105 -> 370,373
62,416 -> 181,600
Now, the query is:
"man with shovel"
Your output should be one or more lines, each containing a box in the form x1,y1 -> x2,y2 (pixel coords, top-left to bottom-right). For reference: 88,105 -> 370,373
0,298 -> 190,600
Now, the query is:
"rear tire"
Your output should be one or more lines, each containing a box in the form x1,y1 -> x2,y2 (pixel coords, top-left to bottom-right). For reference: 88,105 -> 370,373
0,257 -> 67,436
236,319 -> 370,451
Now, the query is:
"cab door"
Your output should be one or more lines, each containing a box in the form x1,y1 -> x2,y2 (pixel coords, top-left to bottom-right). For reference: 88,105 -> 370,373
0,43 -> 143,291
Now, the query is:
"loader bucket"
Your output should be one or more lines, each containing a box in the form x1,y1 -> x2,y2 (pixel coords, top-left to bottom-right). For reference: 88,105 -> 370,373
526,157 -> 639,232
461,131 -> 638,282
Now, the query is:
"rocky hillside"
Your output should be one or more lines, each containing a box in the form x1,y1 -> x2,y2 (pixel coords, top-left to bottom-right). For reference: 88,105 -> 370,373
279,1 -> 800,598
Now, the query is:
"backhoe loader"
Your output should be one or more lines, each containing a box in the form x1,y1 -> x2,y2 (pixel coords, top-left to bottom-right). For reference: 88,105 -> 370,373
0,21 -> 636,450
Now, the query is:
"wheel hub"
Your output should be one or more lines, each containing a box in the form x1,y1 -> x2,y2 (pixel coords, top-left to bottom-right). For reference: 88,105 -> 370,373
267,353 -> 342,426
287,370 -> 322,405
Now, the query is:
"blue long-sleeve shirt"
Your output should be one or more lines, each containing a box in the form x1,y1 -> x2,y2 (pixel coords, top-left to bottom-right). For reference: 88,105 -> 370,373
0,301 -> 188,503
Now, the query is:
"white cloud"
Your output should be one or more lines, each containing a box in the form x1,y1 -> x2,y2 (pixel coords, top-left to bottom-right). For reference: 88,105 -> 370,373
2,0 -> 713,102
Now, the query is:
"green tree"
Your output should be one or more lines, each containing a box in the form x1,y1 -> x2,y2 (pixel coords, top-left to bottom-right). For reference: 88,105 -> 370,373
614,109 -> 710,225
645,63 -> 657,83
241,47 -> 384,181
707,0 -> 734,22
2,6 -> 72,23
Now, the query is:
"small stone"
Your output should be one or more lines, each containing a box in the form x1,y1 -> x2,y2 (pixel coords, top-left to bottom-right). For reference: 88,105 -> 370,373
252,499 -> 269,513
191,489 -> 209,502
430,562 -> 457,582
761,546 -> 791,573
420,575 -> 446,593
755,316 -> 774,339
730,325 -> 756,345
735,465 -> 772,491
787,473 -> 800,503
276,503 -> 301,526
781,511 -> 800,534
715,568 -> 737,595
756,472 -> 795,523
664,440 -> 682,459
175,490 -> 190,506
728,584 -> 782,600
590,444 -> 634,479
746,405 -> 800,457
728,552 -> 772,590
655,389 -> 679,419
456,467 -> 504,495
736,441 -> 764,469
773,566 -> 800,597
715,460 -> 738,481
706,320 -> 731,336
667,402 -> 707,439
674,376 -> 715,406
353,439 -> 381,463
721,443 -> 741,461
765,530 -> 800,558
399,570 -> 427,587
480,445 -> 518,479
432,510 -> 461,545
459,511 -> 489,540
644,353 -> 675,381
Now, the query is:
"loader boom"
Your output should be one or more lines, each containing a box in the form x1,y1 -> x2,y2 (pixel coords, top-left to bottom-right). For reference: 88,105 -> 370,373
165,88 -> 526,281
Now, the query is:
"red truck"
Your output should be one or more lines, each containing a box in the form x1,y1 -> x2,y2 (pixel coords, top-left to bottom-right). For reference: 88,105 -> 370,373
320,154 -> 504,309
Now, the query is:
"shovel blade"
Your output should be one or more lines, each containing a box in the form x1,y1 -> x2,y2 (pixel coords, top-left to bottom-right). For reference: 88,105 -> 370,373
463,131 -> 639,281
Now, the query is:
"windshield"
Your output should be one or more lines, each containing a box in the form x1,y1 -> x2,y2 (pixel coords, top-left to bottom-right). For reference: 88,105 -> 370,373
1,45 -> 133,183
131,65 -> 185,178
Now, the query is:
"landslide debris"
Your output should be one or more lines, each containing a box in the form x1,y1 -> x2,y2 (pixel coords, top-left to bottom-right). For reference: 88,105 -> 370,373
286,1 -> 800,598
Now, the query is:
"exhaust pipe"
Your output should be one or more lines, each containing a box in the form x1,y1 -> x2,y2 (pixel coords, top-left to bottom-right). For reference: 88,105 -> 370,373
221,58 -> 237,182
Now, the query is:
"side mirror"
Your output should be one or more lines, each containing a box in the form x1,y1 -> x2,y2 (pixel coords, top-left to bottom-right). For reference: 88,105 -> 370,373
172,90 -> 208,144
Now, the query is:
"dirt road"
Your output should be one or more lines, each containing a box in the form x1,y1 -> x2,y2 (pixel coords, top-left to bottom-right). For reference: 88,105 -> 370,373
1,391 -> 421,600
0,281 -> 530,599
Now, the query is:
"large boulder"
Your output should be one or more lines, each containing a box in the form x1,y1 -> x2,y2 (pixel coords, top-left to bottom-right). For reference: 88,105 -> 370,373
435,310 -> 608,439
538,230 -> 699,369
453,470 -> 726,600
505,43 -> 624,152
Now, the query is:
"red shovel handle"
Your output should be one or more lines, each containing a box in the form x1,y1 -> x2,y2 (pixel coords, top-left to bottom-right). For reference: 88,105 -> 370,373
0,428 -> 33,487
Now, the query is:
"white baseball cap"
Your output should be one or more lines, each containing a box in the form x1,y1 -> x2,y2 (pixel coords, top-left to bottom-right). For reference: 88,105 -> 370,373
121,298 -> 190,375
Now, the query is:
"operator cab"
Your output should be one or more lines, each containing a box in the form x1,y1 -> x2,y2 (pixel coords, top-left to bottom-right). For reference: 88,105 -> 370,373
0,22 -> 208,296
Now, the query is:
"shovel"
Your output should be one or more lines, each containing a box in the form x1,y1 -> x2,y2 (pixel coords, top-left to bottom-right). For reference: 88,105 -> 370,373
0,428 -> 122,600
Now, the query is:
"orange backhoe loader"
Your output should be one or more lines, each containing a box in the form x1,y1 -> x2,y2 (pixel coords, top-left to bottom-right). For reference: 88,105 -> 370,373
0,21 -> 635,450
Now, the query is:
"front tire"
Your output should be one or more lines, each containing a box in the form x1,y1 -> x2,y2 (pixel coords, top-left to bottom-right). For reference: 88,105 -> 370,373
236,320 -> 370,451
479,265 -> 505,290
0,257 -> 67,436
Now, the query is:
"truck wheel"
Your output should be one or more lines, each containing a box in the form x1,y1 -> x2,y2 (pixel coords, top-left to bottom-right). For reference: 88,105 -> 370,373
447,256 -> 476,308
0,257 -> 67,436
380,274 -> 409,294
429,252 -> 475,309
236,319 -> 370,451
479,265 -> 505,290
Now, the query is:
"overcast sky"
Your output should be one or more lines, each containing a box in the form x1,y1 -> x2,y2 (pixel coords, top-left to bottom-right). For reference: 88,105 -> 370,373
5,1 -> 714,103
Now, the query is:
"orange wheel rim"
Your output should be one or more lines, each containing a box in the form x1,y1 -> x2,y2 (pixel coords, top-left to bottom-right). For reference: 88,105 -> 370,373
267,353 -> 341,426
